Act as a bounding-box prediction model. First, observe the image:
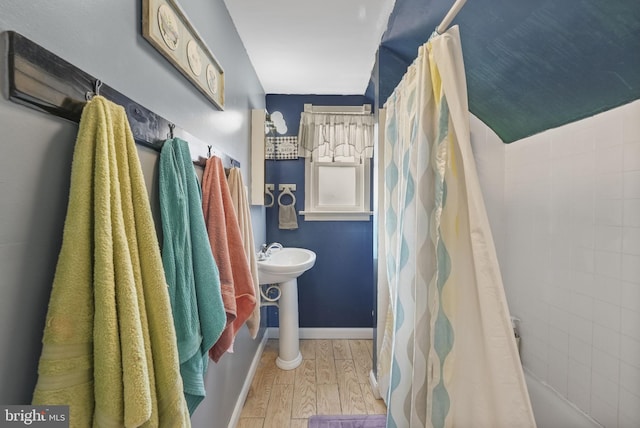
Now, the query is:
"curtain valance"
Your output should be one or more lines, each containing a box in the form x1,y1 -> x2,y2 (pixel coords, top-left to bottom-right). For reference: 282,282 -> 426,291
298,112 -> 375,161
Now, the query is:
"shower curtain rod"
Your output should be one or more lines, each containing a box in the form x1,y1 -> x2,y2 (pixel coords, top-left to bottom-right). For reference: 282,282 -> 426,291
3,31 -> 239,168
435,0 -> 467,34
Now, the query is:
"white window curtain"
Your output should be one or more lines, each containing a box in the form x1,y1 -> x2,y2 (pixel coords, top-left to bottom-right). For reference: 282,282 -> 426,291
298,112 -> 375,161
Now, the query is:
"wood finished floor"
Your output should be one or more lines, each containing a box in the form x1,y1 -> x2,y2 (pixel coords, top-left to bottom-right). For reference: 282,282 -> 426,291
238,339 -> 386,428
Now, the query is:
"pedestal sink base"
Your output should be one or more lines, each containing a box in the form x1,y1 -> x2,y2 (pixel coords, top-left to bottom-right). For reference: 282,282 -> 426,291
276,351 -> 302,370
257,247 -> 317,372
276,278 -> 301,370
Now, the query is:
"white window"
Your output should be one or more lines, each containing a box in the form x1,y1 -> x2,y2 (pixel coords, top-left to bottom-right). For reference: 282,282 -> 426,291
301,158 -> 372,221
298,104 -> 374,221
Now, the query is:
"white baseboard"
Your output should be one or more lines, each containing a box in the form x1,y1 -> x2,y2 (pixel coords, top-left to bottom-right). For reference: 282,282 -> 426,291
267,327 -> 373,339
228,332 -> 268,428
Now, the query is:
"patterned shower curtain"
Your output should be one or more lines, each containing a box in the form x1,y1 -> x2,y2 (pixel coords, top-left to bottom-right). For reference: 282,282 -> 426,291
376,27 -> 536,428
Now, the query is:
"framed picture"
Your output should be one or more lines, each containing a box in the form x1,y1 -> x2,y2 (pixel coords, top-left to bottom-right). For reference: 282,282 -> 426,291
142,0 -> 225,110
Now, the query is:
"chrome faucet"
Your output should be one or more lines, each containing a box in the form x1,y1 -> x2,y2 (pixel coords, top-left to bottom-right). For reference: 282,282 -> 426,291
258,242 -> 283,260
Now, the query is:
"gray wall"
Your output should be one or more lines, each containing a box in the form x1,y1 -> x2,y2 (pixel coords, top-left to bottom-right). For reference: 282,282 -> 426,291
0,1 -> 266,427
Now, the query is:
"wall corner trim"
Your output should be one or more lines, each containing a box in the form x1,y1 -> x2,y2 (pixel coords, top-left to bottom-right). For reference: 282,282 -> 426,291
369,370 -> 382,399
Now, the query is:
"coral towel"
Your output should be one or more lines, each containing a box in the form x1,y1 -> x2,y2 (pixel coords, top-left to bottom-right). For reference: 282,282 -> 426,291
159,138 -> 226,414
202,157 -> 257,361
32,96 -> 190,427
227,167 -> 260,338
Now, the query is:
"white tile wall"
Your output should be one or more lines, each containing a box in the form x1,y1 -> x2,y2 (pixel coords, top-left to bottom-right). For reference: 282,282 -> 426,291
471,100 -> 640,428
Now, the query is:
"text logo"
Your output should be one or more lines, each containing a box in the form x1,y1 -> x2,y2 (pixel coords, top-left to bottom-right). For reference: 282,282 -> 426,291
1,406 -> 68,427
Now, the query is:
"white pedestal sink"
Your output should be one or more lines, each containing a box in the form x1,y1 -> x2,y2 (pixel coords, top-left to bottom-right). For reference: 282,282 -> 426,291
257,247 -> 316,370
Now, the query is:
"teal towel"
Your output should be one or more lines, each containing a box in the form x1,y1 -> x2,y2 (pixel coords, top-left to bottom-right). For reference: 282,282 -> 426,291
159,137 -> 226,414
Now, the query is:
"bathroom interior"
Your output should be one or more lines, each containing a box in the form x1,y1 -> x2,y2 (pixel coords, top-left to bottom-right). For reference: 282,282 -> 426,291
1,0 -> 639,427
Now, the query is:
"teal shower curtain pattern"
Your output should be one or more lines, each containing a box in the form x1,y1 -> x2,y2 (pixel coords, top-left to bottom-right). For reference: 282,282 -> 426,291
377,26 -> 536,428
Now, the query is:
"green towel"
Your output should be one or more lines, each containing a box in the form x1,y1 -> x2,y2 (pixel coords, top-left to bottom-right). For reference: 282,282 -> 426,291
32,96 -> 191,427
159,138 -> 226,414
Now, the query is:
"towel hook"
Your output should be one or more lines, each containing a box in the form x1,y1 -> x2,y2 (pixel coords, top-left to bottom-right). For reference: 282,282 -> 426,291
207,145 -> 212,158
85,79 -> 102,100
94,80 -> 103,96
168,123 -> 175,139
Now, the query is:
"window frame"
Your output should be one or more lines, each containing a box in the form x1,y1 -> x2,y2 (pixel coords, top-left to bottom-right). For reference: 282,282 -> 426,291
301,157 -> 372,221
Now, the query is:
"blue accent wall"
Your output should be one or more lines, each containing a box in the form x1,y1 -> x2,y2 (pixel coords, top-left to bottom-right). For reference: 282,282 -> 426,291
378,0 -> 640,143
265,95 -> 374,328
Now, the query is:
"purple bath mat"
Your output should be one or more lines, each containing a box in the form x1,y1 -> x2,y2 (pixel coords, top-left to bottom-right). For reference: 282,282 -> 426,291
308,414 -> 387,428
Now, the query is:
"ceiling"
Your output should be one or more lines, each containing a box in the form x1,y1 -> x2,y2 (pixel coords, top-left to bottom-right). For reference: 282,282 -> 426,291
223,0 -> 395,95
225,0 -> 640,143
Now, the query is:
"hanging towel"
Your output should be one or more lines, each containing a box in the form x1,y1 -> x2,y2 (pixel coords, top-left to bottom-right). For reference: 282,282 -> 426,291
32,96 -> 190,428
202,156 -> 257,362
278,191 -> 298,229
227,167 -> 260,338
159,137 -> 226,414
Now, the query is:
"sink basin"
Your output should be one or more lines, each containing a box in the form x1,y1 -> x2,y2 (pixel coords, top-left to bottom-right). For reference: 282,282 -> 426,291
257,247 -> 316,285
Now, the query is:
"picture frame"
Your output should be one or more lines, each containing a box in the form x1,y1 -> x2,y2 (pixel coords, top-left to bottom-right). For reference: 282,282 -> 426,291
142,0 -> 225,110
